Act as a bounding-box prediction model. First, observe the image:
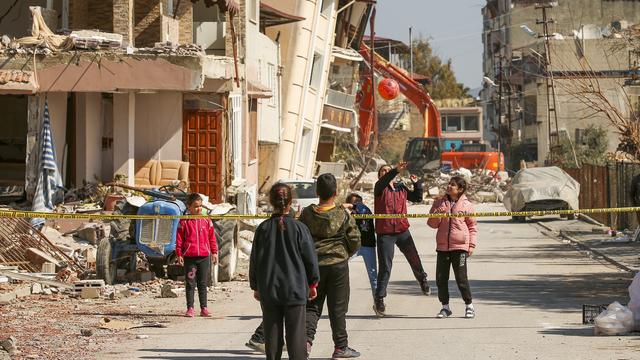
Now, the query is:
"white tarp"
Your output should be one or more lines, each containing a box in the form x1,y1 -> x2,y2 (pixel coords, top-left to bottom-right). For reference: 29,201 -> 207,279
503,166 -> 580,212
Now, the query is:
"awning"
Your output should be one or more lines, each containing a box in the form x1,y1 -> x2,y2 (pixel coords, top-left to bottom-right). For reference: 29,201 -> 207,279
247,80 -> 273,99
260,1 -> 305,28
332,46 -> 364,62
321,123 -> 351,133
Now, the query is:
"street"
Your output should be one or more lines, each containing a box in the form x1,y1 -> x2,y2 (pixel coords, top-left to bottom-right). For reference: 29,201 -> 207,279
102,203 -> 639,360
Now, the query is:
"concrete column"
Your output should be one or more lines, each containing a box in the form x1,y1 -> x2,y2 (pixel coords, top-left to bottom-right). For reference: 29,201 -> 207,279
113,0 -> 134,46
113,92 -> 135,186
75,93 -> 103,186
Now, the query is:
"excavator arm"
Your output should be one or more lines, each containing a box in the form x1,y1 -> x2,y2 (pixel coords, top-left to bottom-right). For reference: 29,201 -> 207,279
357,43 -> 441,148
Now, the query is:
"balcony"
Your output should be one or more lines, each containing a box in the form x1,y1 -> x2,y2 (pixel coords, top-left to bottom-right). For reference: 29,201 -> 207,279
325,89 -> 356,111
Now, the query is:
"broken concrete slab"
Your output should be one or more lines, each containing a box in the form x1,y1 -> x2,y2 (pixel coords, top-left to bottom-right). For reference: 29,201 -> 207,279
81,287 -> 100,299
25,248 -> 61,269
0,269 -> 73,289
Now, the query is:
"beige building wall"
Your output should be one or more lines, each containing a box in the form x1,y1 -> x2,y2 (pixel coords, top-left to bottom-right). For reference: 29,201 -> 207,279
134,92 -> 183,161
265,0 -> 338,181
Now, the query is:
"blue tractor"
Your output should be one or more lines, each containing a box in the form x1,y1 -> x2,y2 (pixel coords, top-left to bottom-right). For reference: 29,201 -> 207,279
96,185 -> 239,285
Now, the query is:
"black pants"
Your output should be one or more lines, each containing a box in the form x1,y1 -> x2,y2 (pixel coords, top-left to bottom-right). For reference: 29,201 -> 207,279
375,230 -> 427,299
306,260 -> 350,348
184,256 -> 209,309
262,303 -> 306,360
436,250 -> 472,305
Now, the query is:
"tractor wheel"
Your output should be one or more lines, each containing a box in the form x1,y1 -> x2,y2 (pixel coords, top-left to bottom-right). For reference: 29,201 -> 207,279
97,238 -> 116,285
150,262 -> 165,279
215,217 -> 239,282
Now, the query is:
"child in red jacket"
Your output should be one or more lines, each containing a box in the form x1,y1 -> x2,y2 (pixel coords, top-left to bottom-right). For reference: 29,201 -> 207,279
176,193 -> 218,317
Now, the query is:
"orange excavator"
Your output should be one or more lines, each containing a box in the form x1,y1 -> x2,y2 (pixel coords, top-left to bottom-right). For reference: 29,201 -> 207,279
357,43 -> 504,174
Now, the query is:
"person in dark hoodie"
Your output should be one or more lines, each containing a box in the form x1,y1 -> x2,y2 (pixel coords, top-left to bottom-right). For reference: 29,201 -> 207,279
250,183 -> 320,360
300,173 -> 361,359
373,162 -> 430,317
344,193 -> 377,298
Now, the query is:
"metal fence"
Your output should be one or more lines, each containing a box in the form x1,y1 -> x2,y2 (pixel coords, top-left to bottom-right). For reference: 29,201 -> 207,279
563,162 -> 640,229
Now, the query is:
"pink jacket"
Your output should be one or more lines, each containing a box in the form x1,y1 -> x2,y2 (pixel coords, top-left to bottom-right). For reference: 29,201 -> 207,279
427,194 -> 477,252
175,218 -> 217,257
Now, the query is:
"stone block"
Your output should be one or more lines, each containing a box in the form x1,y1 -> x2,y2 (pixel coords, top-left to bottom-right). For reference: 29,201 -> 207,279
31,283 -> 43,295
0,292 -> 16,304
14,285 -> 31,298
42,262 -> 56,274
81,287 -> 101,299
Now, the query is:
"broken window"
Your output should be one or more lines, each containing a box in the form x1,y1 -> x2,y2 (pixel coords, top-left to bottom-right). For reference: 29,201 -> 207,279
310,52 -> 324,90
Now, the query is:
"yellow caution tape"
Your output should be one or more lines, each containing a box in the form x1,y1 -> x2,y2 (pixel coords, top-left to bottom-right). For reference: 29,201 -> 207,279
4,206 -> 640,221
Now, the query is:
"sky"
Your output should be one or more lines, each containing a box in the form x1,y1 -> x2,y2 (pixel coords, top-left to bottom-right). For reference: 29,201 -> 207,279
374,0 -> 486,89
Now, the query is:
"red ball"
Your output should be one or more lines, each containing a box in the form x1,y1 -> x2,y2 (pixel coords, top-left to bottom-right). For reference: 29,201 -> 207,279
378,78 -> 400,100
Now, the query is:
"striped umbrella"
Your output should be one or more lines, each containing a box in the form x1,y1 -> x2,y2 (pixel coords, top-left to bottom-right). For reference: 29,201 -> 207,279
32,100 -> 64,228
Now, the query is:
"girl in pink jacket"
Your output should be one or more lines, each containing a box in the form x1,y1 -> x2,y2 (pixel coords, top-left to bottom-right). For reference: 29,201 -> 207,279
427,176 -> 477,319
176,193 -> 218,317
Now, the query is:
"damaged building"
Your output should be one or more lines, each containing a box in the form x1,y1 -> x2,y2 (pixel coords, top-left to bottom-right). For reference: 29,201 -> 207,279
0,0 -> 297,213
481,0 -> 640,165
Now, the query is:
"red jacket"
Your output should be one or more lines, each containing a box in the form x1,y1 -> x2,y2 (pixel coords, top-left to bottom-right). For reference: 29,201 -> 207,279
175,218 -> 217,257
427,194 -> 477,252
374,168 -> 424,235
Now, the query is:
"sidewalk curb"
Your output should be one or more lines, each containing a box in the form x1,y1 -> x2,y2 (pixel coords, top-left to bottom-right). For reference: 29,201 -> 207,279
537,221 -> 639,273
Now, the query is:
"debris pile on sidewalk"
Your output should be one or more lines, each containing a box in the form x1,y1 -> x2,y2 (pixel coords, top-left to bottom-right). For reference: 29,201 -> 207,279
425,168 -> 509,203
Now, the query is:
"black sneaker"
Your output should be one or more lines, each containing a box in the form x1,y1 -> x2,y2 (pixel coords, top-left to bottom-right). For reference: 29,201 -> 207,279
436,308 -> 452,318
245,338 -> 265,353
373,297 -> 386,317
332,346 -> 361,359
419,276 -> 431,295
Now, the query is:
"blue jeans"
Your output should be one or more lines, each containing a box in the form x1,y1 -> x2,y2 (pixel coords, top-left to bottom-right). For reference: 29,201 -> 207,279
354,246 -> 377,297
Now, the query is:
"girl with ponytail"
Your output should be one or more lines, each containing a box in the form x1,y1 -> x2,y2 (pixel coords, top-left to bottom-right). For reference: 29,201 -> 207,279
249,183 -> 320,360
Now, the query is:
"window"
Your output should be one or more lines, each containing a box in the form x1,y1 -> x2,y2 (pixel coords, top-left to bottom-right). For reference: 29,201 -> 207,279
230,94 -> 243,179
248,0 -> 258,22
309,52 -> 323,89
442,114 -> 480,132
298,127 -> 312,165
321,0 -> 334,16
166,0 -> 174,16
249,99 -> 257,161
463,116 -> 479,131
446,115 -> 461,131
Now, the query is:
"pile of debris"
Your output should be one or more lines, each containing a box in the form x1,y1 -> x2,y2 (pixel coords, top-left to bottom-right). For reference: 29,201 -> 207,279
426,168 -> 509,203
137,42 -> 205,57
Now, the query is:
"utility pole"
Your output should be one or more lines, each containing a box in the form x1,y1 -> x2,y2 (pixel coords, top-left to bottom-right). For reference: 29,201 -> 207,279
497,55 -> 503,157
409,26 -> 414,76
536,3 -> 560,163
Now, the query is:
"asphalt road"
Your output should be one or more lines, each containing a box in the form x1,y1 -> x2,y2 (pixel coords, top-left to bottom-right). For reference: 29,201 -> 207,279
105,203 -> 639,360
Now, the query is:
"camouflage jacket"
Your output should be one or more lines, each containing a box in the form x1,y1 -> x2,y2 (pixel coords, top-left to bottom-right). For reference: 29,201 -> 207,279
299,204 -> 361,266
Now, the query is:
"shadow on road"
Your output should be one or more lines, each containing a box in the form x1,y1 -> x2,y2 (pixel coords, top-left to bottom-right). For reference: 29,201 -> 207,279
137,348 -> 328,360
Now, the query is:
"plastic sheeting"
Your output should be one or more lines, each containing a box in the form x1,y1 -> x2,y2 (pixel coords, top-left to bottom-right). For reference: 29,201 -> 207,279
503,166 -> 580,212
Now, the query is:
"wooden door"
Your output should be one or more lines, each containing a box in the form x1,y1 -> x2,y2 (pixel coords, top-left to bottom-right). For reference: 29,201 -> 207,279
183,110 -> 223,203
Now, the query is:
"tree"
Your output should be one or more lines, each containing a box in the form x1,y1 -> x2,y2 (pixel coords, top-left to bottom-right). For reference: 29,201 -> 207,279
411,39 -> 470,100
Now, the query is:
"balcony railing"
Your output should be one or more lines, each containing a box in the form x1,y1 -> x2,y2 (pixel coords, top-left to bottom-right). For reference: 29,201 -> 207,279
325,89 -> 356,110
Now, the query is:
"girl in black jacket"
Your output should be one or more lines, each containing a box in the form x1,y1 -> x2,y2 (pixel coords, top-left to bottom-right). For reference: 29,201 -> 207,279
250,183 -> 320,360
